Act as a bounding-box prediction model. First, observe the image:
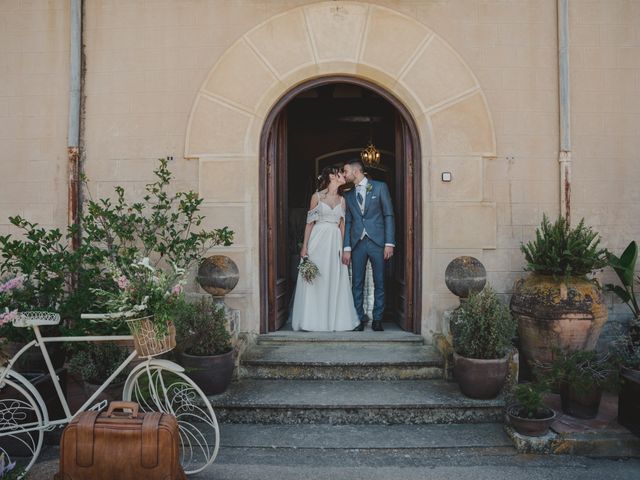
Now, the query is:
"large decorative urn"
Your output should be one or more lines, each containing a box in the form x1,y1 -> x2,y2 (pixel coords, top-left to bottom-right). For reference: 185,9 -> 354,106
510,274 -> 607,367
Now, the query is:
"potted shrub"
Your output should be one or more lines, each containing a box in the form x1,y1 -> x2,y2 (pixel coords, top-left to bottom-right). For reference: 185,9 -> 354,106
511,215 -> 608,369
67,343 -> 130,403
451,286 -> 517,399
507,382 -> 556,436
606,240 -> 640,436
174,297 -> 234,395
541,349 -> 615,419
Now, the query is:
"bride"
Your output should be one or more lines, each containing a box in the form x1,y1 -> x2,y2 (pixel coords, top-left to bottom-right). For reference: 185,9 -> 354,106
291,167 -> 360,332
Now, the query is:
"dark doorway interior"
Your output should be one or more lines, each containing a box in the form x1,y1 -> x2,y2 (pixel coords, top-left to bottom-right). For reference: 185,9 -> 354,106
285,83 -> 400,328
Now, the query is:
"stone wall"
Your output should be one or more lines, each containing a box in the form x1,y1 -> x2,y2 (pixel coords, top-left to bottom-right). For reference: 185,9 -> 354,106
1,0 -> 639,341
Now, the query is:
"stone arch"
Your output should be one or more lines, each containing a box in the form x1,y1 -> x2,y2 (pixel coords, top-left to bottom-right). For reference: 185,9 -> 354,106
184,1 -> 496,335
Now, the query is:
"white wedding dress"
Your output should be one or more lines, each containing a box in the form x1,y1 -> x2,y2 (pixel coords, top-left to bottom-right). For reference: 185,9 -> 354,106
291,196 -> 360,332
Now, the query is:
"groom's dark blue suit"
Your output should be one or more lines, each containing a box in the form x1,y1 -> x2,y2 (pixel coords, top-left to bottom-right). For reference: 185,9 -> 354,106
343,179 -> 395,323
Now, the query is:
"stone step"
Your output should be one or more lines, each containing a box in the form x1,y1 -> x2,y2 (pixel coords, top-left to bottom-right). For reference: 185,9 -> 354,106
209,379 -> 504,425
240,343 -> 443,380
219,423 -> 514,451
257,327 -> 424,345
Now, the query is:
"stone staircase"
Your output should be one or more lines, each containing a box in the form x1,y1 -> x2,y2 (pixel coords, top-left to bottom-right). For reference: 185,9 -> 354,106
209,326 -> 508,437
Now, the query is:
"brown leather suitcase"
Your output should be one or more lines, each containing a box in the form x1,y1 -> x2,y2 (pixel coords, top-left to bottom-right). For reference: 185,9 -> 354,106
56,401 -> 186,480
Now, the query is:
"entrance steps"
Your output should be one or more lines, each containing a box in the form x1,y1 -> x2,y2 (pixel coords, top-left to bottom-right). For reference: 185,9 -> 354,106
210,327 -> 507,427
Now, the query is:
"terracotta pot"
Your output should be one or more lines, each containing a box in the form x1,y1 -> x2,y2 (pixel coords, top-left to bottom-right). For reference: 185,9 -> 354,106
178,349 -> 235,395
507,404 -> 556,437
618,366 -> 640,437
559,382 -> 602,419
453,352 -> 509,399
510,274 -> 607,368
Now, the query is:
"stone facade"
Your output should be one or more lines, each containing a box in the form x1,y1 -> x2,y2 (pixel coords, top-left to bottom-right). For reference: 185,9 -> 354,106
1,1 -> 639,341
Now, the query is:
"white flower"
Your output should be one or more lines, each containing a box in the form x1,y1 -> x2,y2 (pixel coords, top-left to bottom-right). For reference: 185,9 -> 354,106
135,257 -> 155,272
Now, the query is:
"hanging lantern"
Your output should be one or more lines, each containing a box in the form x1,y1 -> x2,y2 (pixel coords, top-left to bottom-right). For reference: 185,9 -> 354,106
360,141 -> 381,167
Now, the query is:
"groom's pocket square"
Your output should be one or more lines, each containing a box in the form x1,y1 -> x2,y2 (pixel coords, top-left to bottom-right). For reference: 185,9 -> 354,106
372,196 -> 377,199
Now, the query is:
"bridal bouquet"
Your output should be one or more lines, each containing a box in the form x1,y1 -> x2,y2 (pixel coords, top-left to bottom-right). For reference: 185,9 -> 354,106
298,257 -> 320,284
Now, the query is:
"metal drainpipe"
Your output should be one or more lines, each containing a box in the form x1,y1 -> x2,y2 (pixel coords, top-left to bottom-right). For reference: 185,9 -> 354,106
558,0 -> 572,223
67,0 -> 82,250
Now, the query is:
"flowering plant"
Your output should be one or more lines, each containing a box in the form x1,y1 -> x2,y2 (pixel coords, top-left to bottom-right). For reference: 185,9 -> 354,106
91,258 -> 186,331
0,274 -> 24,326
0,453 -> 19,479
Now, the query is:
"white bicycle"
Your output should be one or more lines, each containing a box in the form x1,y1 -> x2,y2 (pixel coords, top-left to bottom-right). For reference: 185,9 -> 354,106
0,312 -> 219,476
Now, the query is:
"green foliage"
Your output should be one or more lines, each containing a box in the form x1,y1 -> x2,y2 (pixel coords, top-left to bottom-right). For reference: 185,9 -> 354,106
609,318 -> 640,370
0,158 -> 233,338
81,158 -> 233,272
67,343 -> 130,385
606,241 -> 640,322
451,286 -> 516,359
539,349 -> 616,395
521,214 -> 607,277
513,382 -> 551,419
174,297 -> 232,356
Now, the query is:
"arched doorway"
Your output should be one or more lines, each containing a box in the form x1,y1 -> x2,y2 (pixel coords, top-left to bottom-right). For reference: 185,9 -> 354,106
259,76 -> 422,334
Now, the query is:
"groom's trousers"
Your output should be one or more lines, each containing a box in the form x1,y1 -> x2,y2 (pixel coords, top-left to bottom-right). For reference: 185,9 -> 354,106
351,236 -> 385,322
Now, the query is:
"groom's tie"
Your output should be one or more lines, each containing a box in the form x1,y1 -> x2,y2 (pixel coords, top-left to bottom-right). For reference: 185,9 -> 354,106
357,191 -> 364,208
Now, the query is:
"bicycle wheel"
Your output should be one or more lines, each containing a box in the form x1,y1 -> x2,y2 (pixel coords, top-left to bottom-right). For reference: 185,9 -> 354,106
0,373 -> 46,474
122,365 -> 219,475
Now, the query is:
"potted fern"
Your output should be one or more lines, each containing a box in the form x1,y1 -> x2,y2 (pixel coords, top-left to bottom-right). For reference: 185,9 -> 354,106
451,286 -> 516,399
174,297 -> 234,395
510,215 -> 608,370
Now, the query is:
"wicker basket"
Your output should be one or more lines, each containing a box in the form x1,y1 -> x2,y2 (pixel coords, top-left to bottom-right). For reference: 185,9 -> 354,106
125,316 -> 176,358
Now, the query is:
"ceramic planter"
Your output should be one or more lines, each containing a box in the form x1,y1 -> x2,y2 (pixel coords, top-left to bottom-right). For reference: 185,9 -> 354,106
507,404 -> 556,437
178,349 -> 235,395
618,366 -> 640,437
453,352 -> 509,399
511,274 -> 607,368
559,382 -> 602,419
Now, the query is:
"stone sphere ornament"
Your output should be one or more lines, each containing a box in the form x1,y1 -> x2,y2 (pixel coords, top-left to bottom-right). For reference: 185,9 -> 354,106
197,255 -> 239,297
445,256 -> 487,299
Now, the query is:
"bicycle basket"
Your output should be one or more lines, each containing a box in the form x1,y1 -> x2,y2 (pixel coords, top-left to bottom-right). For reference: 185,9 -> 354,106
126,316 -> 176,358
13,311 -> 61,328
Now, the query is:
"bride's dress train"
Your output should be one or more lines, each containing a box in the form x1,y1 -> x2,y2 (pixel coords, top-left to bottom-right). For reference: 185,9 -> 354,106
292,199 -> 360,332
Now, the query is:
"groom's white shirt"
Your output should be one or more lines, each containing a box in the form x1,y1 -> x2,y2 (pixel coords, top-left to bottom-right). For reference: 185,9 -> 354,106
344,177 -> 394,252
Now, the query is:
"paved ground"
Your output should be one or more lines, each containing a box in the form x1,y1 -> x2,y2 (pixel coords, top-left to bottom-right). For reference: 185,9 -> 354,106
30,445 -> 640,479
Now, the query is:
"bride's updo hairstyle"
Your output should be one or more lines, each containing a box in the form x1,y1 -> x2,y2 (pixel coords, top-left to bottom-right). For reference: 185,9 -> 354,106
316,166 -> 341,192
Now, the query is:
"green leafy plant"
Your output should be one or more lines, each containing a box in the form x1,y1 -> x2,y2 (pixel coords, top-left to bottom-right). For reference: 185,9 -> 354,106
512,382 -> 552,419
450,285 -> 516,359
609,318 -> 640,370
67,343 -> 130,385
0,452 -> 23,480
539,349 -> 616,395
521,214 -> 607,277
174,297 -> 232,356
81,158 -> 233,272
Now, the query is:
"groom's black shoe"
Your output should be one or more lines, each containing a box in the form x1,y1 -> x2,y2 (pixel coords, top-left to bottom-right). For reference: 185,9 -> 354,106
352,321 -> 365,332
372,321 -> 384,332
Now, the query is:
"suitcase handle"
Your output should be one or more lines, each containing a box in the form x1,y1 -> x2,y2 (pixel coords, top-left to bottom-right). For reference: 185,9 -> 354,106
106,401 -> 139,418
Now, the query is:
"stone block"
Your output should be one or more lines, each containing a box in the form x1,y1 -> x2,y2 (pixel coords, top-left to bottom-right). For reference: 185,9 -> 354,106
187,95 -> 252,156
304,2 -> 368,62
246,9 -> 314,79
430,92 -> 495,156
198,204 -> 249,247
430,156 -> 483,202
203,39 -> 279,113
432,203 -> 497,249
198,158 -> 251,203
401,36 -> 477,112
360,6 -> 431,77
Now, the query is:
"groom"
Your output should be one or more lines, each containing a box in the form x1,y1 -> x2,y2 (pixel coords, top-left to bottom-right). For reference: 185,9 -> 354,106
342,159 -> 395,332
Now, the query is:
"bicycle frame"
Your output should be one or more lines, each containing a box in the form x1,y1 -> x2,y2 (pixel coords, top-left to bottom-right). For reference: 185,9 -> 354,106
0,324 -> 138,427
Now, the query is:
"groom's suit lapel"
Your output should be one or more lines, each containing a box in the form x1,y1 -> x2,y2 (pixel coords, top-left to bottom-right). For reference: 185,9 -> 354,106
363,181 -> 375,216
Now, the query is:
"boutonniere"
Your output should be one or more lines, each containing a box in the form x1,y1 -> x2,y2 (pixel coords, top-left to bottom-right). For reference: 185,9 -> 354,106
366,184 -> 373,193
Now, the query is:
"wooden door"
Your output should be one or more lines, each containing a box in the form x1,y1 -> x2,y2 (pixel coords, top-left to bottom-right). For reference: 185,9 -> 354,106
264,112 -> 289,331
392,112 -> 414,331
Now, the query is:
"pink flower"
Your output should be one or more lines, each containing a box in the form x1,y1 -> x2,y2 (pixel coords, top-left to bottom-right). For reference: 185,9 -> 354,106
0,309 -> 18,326
171,284 -> 183,295
116,275 -> 130,290
0,275 -> 24,294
